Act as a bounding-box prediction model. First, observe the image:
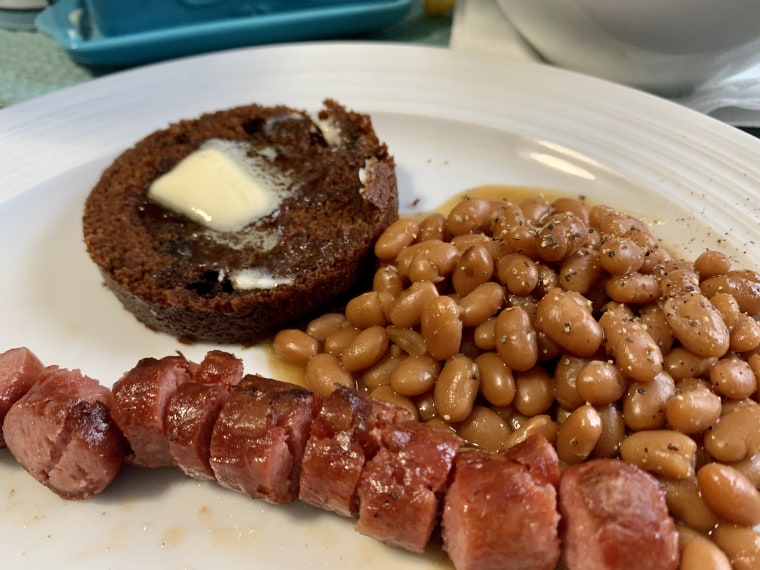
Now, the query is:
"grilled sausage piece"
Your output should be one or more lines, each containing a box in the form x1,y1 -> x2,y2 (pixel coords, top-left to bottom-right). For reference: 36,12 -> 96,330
355,421 -> 461,553
209,374 -> 322,504
299,386 -> 414,517
559,459 -> 679,570
110,355 -> 196,467
3,366 -> 127,499
0,346 -> 44,448
441,435 -> 561,570
166,351 -> 243,480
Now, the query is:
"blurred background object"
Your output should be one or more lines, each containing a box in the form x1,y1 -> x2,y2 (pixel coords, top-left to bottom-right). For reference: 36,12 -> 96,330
0,0 -> 47,30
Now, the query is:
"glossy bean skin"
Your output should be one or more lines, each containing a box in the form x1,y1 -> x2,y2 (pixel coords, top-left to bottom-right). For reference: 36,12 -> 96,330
272,329 -> 319,365
663,346 -> 716,380
305,313 -> 347,342
494,306 -> 538,372
452,244 -> 494,296
345,291 -> 388,328
446,196 -> 493,235
454,405 -> 510,452
598,235 -> 645,275
496,253 -> 539,296
556,404 -> 602,465
388,281 -> 439,329
434,354 -> 480,423
704,403 -> 760,462
506,414 -> 558,448
323,325 -> 360,357
459,281 -> 505,327
374,218 -> 418,261
680,535 -> 732,570
341,325 -> 389,372
513,366 -> 554,417
396,239 -> 459,282
600,308 -> 663,383
475,352 -> 515,407
729,313 -> 760,352
553,356 -> 587,411
619,429 -> 697,479
304,353 -> 355,396
710,525 -> 760,570
420,296 -> 463,361
370,385 -> 419,420
558,247 -> 602,294
623,371 -> 676,431
665,377 -> 722,434
662,475 -> 719,532
575,360 -> 626,406
663,292 -> 730,358
638,303 -> 675,355
390,353 -> 440,397
534,211 -> 588,263
710,292 -> 740,330
592,404 -> 626,458
697,462 -> 760,527
694,249 -> 732,279
709,356 -> 758,400
700,270 -> 760,315
535,288 -> 603,358
417,212 -> 446,242
373,265 -> 404,298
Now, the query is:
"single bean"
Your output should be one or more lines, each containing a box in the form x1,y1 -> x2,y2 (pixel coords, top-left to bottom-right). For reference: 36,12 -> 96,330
446,196 -> 493,235
494,306 -> 539,372
305,312 -> 347,342
694,249 -> 732,279
345,291 -> 387,328
622,371 -> 676,430
459,281 -> 505,327
396,239 -> 459,281
556,404 -> 602,465
452,244 -> 495,296
558,247 -> 602,295
663,292 -> 730,358
626,227 -> 673,272
598,235 -> 645,275
592,404 -> 626,458
506,414 -> 558,448
638,303 -> 675,355
534,263 -> 560,297
680,535 -> 732,570
535,211 -> 589,263
503,224 -> 539,258
535,287 -> 603,358
369,385 -> 419,420
704,402 -> 760,462
324,325 -> 360,357
451,232 -> 505,261
473,317 -> 496,351
663,346 -> 716,380
700,270 -> 760,315
513,365 -> 555,417
475,352 -> 515,407
518,194 -> 552,225
390,353 -> 440,397
605,272 -> 660,304
272,329 -> 320,365
729,452 -> 760,488
575,360 -> 626,405
553,356 -> 587,411
372,264 -> 404,298
304,353 -> 355,396
710,525 -> 760,570
552,196 -> 589,222
417,212 -> 446,242
619,429 -> 697,479
374,218 -> 418,261
666,377 -> 722,434
420,296 -> 463,361
417,392 -> 437,421
697,462 -> 760,527
496,253 -> 539,296
710,292 -> 740,330
659,267 -> 700,298
341,325 -> 389,372
590,205 -> 648,236
710,356 -> 757,400
536,330 -> 563,361
730,313 -> 760,352
388,281 -> 439,328
434,354 -> 480,423
600,309 -> 663,383
454,405 -> 510,452
661,476 -> 720,532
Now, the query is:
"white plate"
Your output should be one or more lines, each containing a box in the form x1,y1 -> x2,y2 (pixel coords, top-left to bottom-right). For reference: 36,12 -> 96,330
1,42 -> 760,569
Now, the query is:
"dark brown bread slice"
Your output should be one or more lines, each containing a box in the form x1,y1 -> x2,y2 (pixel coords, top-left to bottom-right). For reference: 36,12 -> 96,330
83,99 -> 398,344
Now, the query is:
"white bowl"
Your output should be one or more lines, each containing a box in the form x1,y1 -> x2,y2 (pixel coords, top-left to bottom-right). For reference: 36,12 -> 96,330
497,0 -> 760,95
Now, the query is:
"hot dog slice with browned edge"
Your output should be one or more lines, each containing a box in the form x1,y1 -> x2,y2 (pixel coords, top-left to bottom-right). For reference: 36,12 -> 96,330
441,434 -> 561,570
3,366 -> 127,499
559,458 -> 679,570
111,354 -> 197,467
298,385 -> 414,517
355,421 -> 461,553
209,374 -> 322,504
0,346 -> 44,448
165,351 -> 243,480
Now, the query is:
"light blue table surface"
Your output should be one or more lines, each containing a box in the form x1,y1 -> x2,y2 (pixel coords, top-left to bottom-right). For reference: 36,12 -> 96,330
0,0 -> 452,109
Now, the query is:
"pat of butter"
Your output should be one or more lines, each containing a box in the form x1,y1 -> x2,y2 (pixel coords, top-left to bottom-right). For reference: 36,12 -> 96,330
148,139 -> 285,232
230,268 -> 293,290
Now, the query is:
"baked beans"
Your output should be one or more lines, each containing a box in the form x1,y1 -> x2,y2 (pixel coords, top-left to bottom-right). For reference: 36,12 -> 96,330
272,190 -> 760,564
